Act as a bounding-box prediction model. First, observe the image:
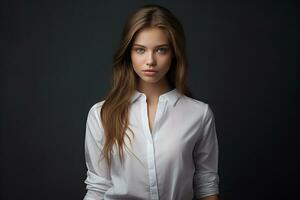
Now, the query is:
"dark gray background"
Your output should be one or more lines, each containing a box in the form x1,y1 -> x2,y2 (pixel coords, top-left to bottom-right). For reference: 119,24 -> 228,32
1,0 -> 299,199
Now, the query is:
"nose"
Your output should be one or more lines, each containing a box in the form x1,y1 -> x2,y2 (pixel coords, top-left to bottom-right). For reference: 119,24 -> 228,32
146,51 -> 156,66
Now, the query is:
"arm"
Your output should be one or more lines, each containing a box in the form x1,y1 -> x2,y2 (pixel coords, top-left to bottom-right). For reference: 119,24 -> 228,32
83,104 -> 113,200
193,104 -> 220,199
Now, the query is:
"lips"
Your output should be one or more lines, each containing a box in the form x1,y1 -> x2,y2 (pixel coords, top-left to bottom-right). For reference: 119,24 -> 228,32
143,69 -> 158,72
142,69 -> 158,76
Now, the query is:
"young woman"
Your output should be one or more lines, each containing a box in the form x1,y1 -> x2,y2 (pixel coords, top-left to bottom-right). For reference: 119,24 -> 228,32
83,4 -> 220,200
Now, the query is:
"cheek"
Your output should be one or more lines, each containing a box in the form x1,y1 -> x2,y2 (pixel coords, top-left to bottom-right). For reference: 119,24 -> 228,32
131,54 -> 143,67
159,55 -> 173,68
131,54 -> 143,72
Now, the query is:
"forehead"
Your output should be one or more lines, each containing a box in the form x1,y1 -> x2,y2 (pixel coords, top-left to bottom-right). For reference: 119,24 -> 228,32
132,27 -> 170,46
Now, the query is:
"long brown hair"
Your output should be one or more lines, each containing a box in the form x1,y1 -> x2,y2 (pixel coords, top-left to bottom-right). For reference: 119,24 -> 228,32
100,4 -> 193,168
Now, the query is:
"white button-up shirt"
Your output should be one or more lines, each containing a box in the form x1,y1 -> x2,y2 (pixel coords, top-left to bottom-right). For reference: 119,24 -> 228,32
83,88 -> 220,200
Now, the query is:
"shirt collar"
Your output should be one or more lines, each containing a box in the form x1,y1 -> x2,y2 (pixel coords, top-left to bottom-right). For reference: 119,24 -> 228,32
130,88 -> 182,107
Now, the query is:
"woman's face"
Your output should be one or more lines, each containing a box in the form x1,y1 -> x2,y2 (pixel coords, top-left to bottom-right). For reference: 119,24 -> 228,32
131,27 -> 173,85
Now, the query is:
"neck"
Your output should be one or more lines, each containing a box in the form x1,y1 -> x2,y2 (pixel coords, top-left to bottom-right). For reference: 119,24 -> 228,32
137,78 -> 171,104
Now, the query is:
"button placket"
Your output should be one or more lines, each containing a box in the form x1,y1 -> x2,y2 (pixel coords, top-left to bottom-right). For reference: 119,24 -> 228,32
140,98 -> 160,200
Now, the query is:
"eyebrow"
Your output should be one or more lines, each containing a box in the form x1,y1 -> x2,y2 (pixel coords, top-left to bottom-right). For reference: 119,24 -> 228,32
132,43 -> 169,48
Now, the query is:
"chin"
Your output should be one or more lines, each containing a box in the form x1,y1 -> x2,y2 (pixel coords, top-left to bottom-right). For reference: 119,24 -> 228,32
142,79 -> 159,84
140,76 -> 161,84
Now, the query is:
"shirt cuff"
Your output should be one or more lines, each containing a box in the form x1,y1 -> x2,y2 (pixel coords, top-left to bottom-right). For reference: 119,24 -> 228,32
84,170 -> 113,199
193,171 -> 220,199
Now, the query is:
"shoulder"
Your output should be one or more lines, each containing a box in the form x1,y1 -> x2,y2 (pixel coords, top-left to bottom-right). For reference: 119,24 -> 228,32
88,100 -> 105,114
84,100 -> 107,145
86,100 -> 106,129
180,95 -> 209,113
179,95 -> 214,122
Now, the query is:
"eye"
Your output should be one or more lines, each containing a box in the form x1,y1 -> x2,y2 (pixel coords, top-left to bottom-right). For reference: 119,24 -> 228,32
135,48 -> 145,54
156,47 -> 168,54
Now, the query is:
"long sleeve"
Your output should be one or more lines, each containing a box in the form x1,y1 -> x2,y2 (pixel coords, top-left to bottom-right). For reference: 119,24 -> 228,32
83,104 -> 113,200
192,104 -> 220,199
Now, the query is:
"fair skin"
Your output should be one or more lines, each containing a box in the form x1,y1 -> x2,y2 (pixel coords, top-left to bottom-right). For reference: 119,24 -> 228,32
199,195 -> 219,200
130,27 -> 219,200
131,27 -> 173,133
